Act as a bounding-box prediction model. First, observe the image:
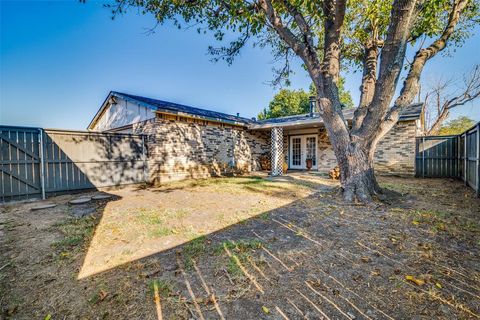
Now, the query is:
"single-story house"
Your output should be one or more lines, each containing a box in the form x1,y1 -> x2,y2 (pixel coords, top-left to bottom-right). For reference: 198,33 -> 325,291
88,91 -> 424,184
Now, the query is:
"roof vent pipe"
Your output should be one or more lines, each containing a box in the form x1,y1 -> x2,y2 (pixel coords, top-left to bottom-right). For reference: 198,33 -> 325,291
309,96 -> 316,117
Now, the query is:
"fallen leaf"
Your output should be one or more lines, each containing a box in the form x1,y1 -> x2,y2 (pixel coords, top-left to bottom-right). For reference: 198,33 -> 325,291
99,290 -> 108,301
435,282 -> 442,289
412,220 -> 420,225
262,306 -> 270,314
405,275 -> 425,286
361,256 -> 371,263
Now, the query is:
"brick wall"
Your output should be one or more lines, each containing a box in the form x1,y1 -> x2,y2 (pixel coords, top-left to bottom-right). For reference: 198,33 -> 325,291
316,120 -> 417,175
134,117 -> 417,184
133,118 -> 270,184
374,120 -> 417,175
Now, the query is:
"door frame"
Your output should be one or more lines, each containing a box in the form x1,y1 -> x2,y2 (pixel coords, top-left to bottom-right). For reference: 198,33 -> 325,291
289,134 -> 318,170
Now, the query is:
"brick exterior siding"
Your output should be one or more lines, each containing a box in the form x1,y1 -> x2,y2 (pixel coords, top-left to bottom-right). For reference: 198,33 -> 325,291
282,120 -> 418,175
134,117 -> 417,184
133,118 -> 270,184
284,120 -> 418,175
374,121 -> 417,174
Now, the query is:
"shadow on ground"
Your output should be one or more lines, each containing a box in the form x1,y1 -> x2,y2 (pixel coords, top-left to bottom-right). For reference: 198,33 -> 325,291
1,175 -> 479,319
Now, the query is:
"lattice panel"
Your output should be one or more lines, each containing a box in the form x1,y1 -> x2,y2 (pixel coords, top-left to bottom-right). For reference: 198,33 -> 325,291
271,127 -> 284,176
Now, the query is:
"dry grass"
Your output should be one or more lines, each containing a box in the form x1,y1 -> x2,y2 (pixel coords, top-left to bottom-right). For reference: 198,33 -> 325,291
1,174 -> 479,319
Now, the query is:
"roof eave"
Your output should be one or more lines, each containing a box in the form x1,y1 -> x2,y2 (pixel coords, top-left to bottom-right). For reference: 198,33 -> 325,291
248,117 -> 324,130
154,110 -> 249,126
114,92 -> 251,127
248,114 -> 421,130
87,91 -> 116,130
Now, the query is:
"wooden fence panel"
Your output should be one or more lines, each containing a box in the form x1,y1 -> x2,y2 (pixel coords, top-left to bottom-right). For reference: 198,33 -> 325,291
416,122 -> 479,196
463,126 -> 479,194
415,136 -> 458,178
1,126 -> 147,202
0,126 -> 41,201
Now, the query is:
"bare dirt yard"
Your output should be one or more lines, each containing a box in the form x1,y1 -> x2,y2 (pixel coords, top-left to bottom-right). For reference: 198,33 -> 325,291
1,173 -> 479,319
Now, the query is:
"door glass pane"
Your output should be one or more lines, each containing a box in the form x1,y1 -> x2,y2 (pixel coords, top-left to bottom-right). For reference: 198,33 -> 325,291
292,138 -> 301,166
306,137 -> 316,166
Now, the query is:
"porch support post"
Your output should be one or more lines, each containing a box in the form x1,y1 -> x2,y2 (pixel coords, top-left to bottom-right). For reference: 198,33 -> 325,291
271,127 -> 284,176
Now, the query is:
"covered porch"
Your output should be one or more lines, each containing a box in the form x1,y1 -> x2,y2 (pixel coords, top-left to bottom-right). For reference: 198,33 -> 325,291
249,113 -> 339,176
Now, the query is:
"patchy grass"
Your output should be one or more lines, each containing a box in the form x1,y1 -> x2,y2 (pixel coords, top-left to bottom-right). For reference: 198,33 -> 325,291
214,239 -> 263,255
215,239 -> 264,279
148,279 -> 173,296
405,209 -> 480,240
182,236 -> 208,269
2,175 -> 480,319
51,216 -> 98,256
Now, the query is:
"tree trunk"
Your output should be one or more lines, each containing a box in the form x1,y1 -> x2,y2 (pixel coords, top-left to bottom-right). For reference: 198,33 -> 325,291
336,141 -> 382,203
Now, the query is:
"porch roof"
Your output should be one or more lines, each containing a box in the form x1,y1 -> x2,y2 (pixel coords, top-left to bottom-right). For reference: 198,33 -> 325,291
248,103 -> 423,130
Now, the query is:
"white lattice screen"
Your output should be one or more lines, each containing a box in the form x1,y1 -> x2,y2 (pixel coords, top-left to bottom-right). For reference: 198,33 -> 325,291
271,127 -> 284,176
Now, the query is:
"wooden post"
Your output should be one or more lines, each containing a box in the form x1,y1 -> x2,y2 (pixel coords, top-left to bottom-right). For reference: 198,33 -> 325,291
422,136 -> 425,178
464,132 -> 468,185
38,128 -> 46,200
476,123 -> 479,197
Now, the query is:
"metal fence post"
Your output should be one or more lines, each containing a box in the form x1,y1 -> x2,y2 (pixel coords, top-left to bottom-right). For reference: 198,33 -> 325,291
38,128 -> 46,200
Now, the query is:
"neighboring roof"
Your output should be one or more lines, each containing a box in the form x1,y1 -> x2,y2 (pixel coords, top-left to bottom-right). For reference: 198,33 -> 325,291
88,91 -> 423,130
249,103 -> 424,129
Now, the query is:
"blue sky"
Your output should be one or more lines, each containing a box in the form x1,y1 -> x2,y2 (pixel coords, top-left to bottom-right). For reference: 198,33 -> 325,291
1,0 -> 479,130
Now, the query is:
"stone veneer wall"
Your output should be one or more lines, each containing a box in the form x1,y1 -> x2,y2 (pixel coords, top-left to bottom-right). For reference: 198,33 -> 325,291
133,118 -> 270,184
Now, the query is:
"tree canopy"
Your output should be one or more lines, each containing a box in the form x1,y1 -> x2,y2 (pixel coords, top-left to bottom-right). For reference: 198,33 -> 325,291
112,0 -> 480,202
438,116 -> 476,135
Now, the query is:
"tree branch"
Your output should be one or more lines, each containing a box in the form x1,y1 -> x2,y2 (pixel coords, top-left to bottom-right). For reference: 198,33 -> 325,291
427,65 -> 480,134
394,0 -> 470,109
352,42 -> 379,131
354,0 -> 418,141
376,0 -> 471,140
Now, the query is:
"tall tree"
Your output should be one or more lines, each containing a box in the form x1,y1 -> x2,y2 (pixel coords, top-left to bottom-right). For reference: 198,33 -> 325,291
111,0 -> 480,202
260,79 -> 353,120
437,116 -> 475,135
258,89 -> 310,119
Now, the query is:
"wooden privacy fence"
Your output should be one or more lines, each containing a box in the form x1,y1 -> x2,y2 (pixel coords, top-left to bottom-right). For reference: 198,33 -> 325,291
1,126 -> 147,202
415,122 -> 480,196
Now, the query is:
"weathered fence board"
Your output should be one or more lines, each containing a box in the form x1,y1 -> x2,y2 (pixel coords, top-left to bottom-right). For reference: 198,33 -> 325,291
416,122 -> 479,196
415,135 -> 459,178
460,125 -> 479,194
1,126 -> 42,201
1,126 -> 147,202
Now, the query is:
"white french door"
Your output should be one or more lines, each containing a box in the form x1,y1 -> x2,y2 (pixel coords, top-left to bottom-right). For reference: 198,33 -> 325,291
289,135 -> 318,169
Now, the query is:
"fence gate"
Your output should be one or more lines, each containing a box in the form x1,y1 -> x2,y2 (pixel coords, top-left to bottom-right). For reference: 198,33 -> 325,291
1,126 -> 42,201
1,126 -> 147,202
